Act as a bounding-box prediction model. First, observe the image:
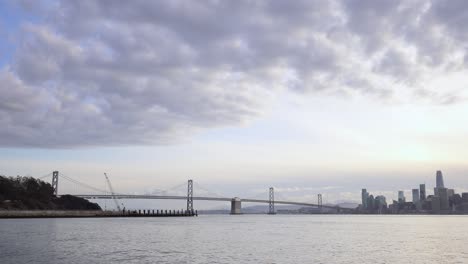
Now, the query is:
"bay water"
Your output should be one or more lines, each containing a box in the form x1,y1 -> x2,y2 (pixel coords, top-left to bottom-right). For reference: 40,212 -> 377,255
1,215 -> 467,263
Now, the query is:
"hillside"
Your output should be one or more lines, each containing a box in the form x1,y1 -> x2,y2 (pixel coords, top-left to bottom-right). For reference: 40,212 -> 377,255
0,175 -> 101,210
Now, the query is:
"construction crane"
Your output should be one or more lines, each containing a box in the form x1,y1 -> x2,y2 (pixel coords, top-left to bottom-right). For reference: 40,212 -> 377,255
104,173 -> 121,211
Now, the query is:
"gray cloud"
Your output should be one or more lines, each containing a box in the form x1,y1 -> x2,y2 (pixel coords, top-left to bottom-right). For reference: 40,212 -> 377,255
2,0 -> 468,147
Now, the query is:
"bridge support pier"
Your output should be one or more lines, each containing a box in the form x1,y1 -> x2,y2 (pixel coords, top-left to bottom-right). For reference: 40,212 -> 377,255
231,197 -> 241,214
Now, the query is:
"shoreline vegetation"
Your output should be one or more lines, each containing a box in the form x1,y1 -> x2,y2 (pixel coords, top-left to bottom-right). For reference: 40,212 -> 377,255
0,175 -> 101,211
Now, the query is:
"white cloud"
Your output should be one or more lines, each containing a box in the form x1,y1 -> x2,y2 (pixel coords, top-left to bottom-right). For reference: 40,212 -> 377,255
2,0 -> 468,147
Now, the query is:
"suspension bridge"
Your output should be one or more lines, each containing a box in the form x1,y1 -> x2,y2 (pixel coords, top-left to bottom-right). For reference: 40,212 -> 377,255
36,171 -> 355,214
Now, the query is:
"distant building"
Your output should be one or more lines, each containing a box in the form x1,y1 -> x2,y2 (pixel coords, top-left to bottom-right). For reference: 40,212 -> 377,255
422,197 -> 432,211
358,171 -> 465,214
412,189 -> 420,203
450,194 -> 463,209
448,189 -> 455,198
462,193 -> 468,202
436,170 -> 444,188
362,189 -> 369,209
434,170 -> 447,197
367,195 -> 375,210
419,184 -> 426,201
398,191 -> 406,203
376,195 -> 387,205
375,195 -> 387,213
400,202 -> 416,212
431,196 -> 441,213
439,188 -> 449,210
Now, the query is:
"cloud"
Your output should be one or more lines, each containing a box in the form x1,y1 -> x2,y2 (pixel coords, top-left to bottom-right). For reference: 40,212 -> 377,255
2,0 -> 468,147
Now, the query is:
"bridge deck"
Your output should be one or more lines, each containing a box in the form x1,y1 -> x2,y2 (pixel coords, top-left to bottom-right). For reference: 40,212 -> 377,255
74,194 -> 354,211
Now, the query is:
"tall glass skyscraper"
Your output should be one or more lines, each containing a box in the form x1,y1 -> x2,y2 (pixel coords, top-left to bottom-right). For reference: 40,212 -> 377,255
436,170 -> 444,188
362,189 -> 369,209
412,189 -> 420,203
419,184 -> 426,201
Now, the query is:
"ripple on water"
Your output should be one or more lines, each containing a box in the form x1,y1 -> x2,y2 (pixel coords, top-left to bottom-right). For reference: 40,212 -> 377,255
0,215 -> 467,264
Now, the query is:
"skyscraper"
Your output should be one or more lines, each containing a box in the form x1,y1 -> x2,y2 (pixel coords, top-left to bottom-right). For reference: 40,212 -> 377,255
436,170 -> 444,188
419,184 -> 426,201
375,195 -> 387,213
412,189 -> 420,203
362,189 -> 369,209
398,191 -> 405,203
367,194 -> 375,210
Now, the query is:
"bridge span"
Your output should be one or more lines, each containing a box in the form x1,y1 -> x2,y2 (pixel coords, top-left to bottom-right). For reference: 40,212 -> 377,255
41,171 -> 356,214
74,194 -> 354,214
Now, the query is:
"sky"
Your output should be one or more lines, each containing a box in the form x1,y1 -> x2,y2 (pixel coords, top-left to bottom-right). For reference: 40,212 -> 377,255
1,0 -> 468,208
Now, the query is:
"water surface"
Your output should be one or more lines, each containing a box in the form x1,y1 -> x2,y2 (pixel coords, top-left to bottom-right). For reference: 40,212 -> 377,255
1,215 -> 467,263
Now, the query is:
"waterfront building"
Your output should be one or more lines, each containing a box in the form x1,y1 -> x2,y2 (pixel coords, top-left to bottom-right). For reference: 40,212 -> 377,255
412,189 -> 420,203
400,202 -> 416,212
436,170 -> 444,188
375,195 -> 387,213
398,191 -> 405,203
362,189 -> 369,209
431,196 -> 441,213
367,195 -> 375,210
434,171 -> 446,197
421,198 -> 432,211
389,201 -> 398,213
375,195 -> 386,205
448,189 -> 455,198
462,193 -> 468,202
438,188 -> 449,210
419,184 -> 426,201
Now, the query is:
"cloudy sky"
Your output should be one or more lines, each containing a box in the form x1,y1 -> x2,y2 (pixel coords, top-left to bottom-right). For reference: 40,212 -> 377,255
1,0 -> 468,206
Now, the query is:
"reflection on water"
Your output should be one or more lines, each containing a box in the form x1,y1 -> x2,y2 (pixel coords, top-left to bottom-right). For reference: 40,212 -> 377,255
1,215 -> 467,264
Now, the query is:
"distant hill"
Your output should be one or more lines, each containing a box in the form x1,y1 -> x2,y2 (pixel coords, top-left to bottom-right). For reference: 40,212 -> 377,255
0,175 -> 101,210
243,204 -> 303,213
199,205 -> 303,214
336,202 -> 359,209
199,203 -> 358,214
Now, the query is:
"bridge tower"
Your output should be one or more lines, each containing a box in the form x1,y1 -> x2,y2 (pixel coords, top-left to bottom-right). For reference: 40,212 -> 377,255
52,171 -> 59,196
187,179 -> 193,213
268,187 -> 275,215
318,194 -> 323,209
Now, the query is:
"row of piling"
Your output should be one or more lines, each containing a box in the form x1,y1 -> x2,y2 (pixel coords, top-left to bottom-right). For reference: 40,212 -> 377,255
121,209 -> 197,217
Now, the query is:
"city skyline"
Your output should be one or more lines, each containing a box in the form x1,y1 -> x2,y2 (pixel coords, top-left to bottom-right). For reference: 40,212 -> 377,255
360,170 -> 468,214
1,1 -> 468,205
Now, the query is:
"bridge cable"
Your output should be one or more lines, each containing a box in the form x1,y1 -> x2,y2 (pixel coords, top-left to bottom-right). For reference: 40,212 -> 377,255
193,182 -> 229,199
245,190 -> 269,200
37,172 -> 53,180
157,182 -> 188,196
274,191 -> 290,202
60,174 -> 111,194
